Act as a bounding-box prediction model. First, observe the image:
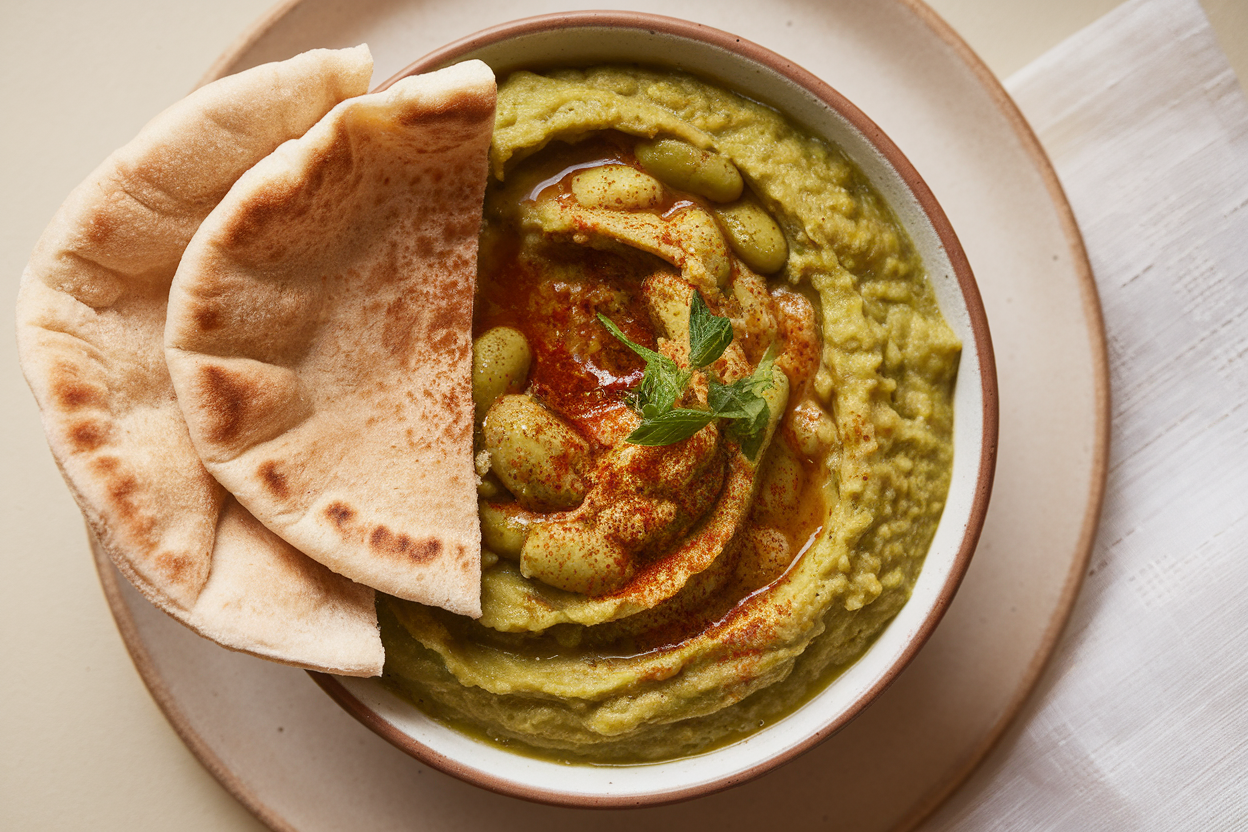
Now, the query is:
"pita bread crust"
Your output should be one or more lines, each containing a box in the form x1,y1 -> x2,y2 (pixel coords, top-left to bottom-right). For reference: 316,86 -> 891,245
17,46 -> 384,676
166,61 -> 496,618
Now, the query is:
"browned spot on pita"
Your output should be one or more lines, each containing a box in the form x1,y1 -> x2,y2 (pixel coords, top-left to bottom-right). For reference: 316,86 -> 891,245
86,210 -> 114,245
68,420 -> 109,452
370,247 -> 428,359
108,472 -> 139,506
325,501 -> 354,528
424,299 -> 470,359
439,388 -> 467,416
224,133 -> 356,262
447,216 -> 479,240
196,364 -> 247,445
194,304 -> 222,332
381,296 -> 414,358
398,90 -> 493,129
155,551 -> 192,584
369,525 -> 404,552
222,180 -> 299,252
454,419 -> 472,442
303,133 -> 353,196
51,376 -> 105,411
100,466 -> 158,543
369,525 -> 442,563
258,461 -> 289,500
429,328 -> 461,355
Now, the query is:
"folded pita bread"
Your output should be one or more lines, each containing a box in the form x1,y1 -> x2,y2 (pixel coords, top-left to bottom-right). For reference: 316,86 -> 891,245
16,46 -> 385,675
165,61 -> 495,618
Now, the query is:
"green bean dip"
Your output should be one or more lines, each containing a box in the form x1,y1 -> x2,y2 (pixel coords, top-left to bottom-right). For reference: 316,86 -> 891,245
379,66 -> 960,762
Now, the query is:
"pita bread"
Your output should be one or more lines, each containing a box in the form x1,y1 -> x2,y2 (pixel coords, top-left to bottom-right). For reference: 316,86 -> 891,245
165,61 -> 496,618
16,46 -> 384,675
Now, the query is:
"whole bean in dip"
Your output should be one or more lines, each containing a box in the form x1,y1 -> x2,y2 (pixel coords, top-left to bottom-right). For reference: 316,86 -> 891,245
380,65 -> 961,762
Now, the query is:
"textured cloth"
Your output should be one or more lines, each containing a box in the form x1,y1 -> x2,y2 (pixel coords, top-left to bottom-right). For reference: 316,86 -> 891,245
925,0 -> 1248,827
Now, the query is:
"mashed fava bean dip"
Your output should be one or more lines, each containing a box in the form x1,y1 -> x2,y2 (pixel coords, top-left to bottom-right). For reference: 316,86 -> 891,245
378,66 -> 961,762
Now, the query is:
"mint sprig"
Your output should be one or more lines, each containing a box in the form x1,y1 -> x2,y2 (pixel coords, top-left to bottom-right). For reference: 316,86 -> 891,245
598,291 -> 777,458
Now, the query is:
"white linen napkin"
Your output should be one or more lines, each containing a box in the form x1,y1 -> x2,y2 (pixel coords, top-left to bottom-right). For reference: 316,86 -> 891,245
923,0 -> 1248,827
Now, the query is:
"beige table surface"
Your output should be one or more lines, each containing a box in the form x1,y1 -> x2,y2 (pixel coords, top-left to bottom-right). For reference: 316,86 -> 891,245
2,1 -> 1244,829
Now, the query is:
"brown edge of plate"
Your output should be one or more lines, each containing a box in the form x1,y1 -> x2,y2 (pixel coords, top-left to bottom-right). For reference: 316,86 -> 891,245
91,533 -> 300,832
311,8 -> 1000,810
92,0 -> 1111,826
886,2 -> 1110,829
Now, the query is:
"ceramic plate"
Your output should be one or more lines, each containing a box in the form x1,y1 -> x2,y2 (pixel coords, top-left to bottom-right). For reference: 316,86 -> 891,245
98,0 -> 1109,829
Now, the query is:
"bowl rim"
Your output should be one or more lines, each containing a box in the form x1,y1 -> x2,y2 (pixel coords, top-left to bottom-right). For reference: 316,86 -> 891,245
318,8 -> 999,808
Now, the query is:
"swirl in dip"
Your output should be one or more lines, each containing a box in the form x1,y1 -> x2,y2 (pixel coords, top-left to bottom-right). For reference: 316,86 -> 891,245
379,66 -> 959,762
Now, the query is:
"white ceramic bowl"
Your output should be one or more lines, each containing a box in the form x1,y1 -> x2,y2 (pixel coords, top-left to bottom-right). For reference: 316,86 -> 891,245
314,10 -> 998,808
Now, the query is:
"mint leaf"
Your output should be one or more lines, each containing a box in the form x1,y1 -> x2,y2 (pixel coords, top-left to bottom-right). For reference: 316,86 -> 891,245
626,408 -> 716,446
598,313 -> 688,414
707,379 -> 768,420
597,313 -> 666,366
688,290 -> 733,369
710,345 -> 779,460
707,344 -> 777,417
725,394 -> 772,460
737,342 -> 780,395
634,359 -> 688,415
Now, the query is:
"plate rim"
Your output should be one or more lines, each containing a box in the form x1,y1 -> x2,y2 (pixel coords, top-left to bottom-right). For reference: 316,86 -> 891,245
92,535 -> 301,832
97,0 -> 1110,828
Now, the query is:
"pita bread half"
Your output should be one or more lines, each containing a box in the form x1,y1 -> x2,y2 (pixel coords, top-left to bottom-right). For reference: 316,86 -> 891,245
16,46 -> 384,676
165,61 -> 496,618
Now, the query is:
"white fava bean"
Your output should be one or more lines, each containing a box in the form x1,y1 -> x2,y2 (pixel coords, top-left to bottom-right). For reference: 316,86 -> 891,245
478,500 -> 533,559
520,521 -> 634,596
476,472 -> 504,500
669,207 -> 731,288
570,164 -> 664,210
714,200 -> 789,275
531,196 -> 728,291
483,394 -> 591,511
642,272 -> 692,346
635,138 -> 744,203
472,327 -> 532,425
739,525 -> 794,591
789,398 -> 837,459
753,439 -> 804,523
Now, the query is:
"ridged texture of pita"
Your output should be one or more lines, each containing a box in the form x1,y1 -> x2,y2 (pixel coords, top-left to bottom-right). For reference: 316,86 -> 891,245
166,61 -> 495,618
16,46 -> 385,676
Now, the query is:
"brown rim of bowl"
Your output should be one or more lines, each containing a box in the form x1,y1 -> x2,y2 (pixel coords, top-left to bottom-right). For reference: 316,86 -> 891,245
312,9 -> 1000,810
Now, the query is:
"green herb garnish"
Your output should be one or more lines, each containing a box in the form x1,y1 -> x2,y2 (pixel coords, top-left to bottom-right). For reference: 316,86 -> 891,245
713,344 -> 779,460
596,314 -> 689,417
598,291 -> 777,458
688,289 -> 734,368
624,407 -> 718,446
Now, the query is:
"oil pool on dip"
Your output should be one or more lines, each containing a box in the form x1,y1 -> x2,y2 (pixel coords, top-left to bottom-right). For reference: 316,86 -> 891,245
379,65 -> 960,762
